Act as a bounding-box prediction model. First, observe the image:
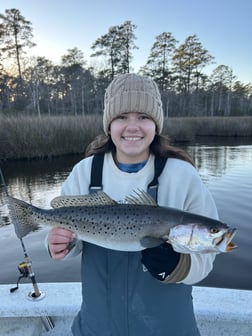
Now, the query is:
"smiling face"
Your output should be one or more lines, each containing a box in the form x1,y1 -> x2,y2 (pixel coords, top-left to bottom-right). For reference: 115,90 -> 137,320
110,112 -> 156,163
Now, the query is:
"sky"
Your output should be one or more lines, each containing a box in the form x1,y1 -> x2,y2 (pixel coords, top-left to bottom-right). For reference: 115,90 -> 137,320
0,0 -> 251,84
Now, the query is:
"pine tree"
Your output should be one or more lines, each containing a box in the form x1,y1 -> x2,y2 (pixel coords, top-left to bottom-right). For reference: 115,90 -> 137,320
173,34 -> 214,94
91,21 -> 138,79
140,32 -> 178,91
0,8 -> 36,80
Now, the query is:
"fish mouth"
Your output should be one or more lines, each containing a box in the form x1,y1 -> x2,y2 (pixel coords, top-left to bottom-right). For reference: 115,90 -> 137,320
215,228 -> 237,252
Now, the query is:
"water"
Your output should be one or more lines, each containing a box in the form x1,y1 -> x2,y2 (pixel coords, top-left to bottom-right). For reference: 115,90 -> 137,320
0,139 -> 252,290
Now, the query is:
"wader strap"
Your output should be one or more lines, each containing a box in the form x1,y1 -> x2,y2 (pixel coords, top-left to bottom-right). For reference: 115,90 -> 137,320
89,153 -> 104,193
147,156 -> 167,201
89,153 -> 167,201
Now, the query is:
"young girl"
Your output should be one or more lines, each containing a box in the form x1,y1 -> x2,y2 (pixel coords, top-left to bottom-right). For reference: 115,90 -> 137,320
47,73 -> 218,336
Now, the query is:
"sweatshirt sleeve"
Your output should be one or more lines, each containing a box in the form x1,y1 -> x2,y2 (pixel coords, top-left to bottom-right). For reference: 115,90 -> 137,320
181,166 -> 219,285
181,180 -> 218,284
158,159 -> 219,285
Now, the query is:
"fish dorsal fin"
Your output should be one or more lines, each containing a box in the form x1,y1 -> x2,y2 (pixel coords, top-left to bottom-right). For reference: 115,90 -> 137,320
50,191 -> 117,208
124,190 -> 157,206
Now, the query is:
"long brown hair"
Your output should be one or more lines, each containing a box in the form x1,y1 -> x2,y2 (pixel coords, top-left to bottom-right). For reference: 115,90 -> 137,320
85,133 -> 194,166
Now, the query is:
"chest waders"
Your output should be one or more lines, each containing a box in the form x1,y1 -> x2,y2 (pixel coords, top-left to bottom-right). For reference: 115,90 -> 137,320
89,153 -> 167,201
72,153 -> 200,336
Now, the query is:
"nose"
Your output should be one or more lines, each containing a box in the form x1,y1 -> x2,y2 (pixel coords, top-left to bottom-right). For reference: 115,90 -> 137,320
125,117 -> 140,131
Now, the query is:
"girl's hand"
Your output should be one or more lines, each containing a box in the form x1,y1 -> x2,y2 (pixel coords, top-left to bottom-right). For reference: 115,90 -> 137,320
47,227 -> 76,260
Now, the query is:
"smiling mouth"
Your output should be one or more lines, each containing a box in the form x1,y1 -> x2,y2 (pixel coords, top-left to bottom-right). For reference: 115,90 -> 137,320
123,137 -> 142,141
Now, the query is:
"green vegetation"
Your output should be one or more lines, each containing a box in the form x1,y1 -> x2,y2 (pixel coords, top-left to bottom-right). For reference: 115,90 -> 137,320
1,115 -> 251,160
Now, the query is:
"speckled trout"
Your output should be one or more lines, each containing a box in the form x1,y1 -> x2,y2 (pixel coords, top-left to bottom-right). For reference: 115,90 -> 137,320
7,190 -> 237,253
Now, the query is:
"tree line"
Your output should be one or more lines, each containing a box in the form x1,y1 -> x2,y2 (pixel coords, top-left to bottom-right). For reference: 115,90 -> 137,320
0,8 -> 251,117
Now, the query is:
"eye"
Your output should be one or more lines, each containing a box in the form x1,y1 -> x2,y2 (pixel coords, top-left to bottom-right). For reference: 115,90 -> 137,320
115,114 -> 127,120
210,227 -> 219,234
138,114 -> 150,120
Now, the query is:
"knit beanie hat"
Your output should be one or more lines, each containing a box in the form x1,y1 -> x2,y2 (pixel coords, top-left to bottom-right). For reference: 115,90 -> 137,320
103,73 -> 164,135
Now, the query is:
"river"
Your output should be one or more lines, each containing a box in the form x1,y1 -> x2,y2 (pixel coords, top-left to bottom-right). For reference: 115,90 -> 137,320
0,138 -> 251,290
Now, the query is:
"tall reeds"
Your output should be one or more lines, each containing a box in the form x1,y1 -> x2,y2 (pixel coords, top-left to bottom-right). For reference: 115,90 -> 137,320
0,115 -> 251,160
0,115 -> 103,160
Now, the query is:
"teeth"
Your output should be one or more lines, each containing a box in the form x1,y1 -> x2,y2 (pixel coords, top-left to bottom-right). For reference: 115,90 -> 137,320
124,137 -> 141,141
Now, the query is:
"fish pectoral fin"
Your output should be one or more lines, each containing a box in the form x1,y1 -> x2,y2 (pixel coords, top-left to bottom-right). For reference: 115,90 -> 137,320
140,236 -> 167,248
51,191 -> 117,208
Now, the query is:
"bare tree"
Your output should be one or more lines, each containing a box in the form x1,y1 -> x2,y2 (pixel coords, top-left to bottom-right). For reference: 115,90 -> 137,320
60,48 -> 87,115
23,56 -> 54,116
210,65 -> 235,116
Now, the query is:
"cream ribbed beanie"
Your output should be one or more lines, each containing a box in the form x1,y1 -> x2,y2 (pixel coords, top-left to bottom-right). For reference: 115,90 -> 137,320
103,73 -> 164,135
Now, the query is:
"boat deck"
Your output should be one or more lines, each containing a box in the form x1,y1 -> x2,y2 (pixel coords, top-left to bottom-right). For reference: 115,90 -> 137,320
0,282 -> 251,335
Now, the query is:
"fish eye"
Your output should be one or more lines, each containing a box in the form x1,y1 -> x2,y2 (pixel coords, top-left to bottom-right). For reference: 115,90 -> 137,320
210,227 -> 219,234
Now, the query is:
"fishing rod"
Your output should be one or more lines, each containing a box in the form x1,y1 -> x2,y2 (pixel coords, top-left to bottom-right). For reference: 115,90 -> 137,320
0,166 -> 55,331
0,166 -> 43,299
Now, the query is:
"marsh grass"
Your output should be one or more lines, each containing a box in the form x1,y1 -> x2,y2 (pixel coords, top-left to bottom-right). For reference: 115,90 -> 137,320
0,115 -> 252,160
163,116 -> 252,140
0,115 -> 103,160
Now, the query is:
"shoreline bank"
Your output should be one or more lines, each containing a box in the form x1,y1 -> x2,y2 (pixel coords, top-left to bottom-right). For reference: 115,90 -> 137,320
1,115 -> 252,160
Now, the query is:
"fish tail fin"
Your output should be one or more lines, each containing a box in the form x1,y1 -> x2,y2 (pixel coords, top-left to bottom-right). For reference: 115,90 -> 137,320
7,196 -> 39,239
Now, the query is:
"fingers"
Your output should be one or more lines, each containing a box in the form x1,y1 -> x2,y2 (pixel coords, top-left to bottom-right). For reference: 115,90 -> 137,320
48,227 -> 76,260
